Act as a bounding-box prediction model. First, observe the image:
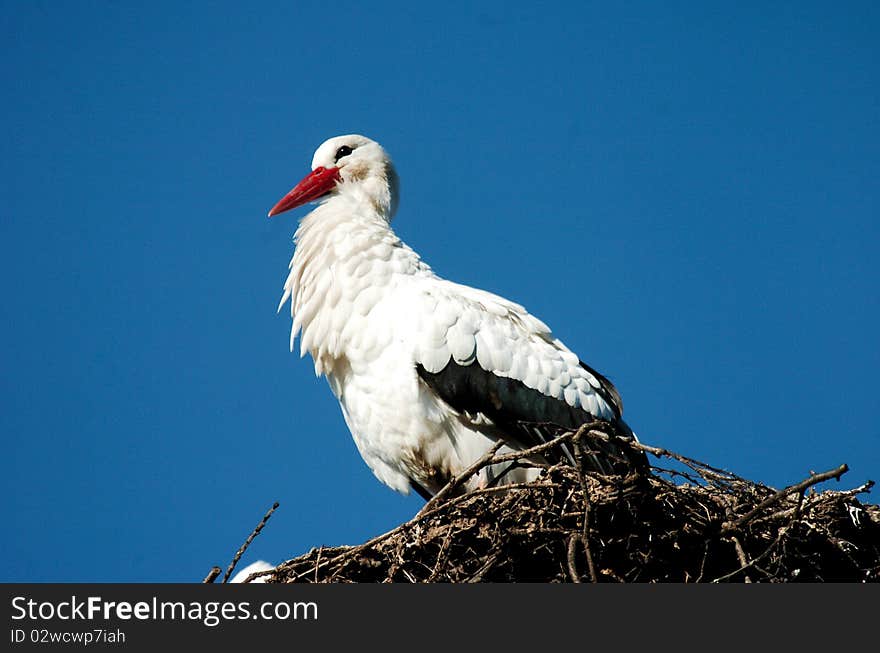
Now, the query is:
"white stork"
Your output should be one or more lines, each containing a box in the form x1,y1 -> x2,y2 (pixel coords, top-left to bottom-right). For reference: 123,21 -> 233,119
268,135 -> 642,499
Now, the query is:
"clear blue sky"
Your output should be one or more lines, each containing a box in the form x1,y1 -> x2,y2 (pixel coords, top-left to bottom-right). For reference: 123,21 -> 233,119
2,1 -> 877,582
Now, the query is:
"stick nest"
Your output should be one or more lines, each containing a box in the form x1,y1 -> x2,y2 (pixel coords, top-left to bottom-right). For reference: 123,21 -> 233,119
246,423 -> 879,583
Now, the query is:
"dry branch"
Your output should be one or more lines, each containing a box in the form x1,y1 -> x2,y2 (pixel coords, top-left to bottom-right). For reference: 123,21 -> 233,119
243,424 -> 879,583
219,501 -> 280,584
202,566 -> 222,584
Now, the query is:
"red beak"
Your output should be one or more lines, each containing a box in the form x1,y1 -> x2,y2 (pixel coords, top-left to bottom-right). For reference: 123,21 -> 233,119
267,166 -> 341,217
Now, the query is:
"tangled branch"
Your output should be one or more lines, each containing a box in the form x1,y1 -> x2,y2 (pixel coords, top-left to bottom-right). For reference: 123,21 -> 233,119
229,424 -> 879,583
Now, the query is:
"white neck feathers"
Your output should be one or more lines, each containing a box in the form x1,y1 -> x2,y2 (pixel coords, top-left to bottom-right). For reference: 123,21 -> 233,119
278,192 -> 427,375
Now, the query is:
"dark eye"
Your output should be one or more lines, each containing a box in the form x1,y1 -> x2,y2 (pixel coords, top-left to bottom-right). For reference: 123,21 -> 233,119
334,145 -> 353,162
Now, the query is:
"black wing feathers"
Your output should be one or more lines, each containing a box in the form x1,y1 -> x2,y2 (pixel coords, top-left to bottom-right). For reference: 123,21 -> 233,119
416,359 -> 644,475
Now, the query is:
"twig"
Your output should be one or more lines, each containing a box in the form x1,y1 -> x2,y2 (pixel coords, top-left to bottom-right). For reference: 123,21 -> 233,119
242,566 -> 278,584
624,438 -> 743,486
476,427 -> 584,466
749,496 -> 819,527
713,527 -> 781,583
566,533 -> 582,583
714,489 -> 810,583
420,424 -> 617,517
222,501 -> 280,583
824,479 -> 874,498
418,441 -> 505,516
729,535 -> 752,583
202,566 -> 222,584
427,530 -> 454,582
314,546 -> 324,584
572,433 -> 598,583
694,539 -> 711,583
466,551 -> 501,583
722,465 -> 848,533
421,427 -> 589,509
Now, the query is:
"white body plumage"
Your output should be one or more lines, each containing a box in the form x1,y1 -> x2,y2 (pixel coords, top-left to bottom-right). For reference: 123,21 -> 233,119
271,135 -> 627,497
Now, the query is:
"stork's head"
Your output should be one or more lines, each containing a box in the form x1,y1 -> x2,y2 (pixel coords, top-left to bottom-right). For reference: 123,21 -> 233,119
268,134 -> 400,220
